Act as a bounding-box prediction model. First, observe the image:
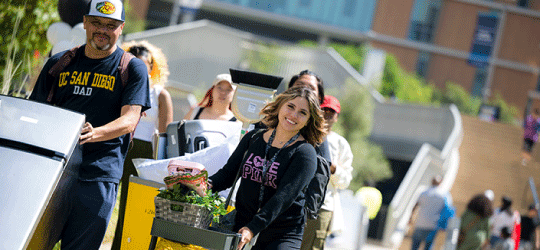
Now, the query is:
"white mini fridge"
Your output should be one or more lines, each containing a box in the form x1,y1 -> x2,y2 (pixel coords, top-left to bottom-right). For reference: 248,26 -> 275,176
0,95 -> 85,250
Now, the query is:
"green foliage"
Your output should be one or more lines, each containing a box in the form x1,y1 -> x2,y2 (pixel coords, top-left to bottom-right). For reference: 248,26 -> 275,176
1,0 -> 59,94
298,40 -> 368,72
431,82 -> 518,124
433,82 -> 482,116
241,42 -> 284,74
157,184 -> 228,223
333,80 -> 392,191
487,92 -> 519,124
329,43 -> 367,71
337,79 -> 373,139
123,0 -> 147,35
347,138 -> 392,191
381,54 -> 433,104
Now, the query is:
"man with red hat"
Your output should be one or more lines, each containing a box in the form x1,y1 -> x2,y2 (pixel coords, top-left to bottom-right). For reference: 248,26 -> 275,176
301,95 -> 353,250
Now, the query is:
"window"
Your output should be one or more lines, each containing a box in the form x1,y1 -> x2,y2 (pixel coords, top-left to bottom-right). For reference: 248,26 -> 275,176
300,0 -> 311,7
343,0 -> 357,17
471,67 -> 487,97
517,0 -> 529,8
536,74 -> 540,91
415,52 -> 430,78
408,0 -> 442,43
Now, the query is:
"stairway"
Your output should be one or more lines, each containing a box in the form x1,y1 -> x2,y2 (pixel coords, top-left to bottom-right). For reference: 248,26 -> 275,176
395,115 -> 539,250
451,115 -> 540,216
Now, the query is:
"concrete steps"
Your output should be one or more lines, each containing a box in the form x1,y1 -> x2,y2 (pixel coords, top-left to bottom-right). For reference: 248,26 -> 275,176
397,115 -> 540,250
451,115 -> 540,215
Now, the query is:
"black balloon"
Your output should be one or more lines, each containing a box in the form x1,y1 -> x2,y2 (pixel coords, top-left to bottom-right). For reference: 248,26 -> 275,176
58,0 -> 91,27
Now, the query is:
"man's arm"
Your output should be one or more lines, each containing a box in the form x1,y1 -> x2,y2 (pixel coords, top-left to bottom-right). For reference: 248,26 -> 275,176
330,135 -> 353,189
79,104 -> 142,144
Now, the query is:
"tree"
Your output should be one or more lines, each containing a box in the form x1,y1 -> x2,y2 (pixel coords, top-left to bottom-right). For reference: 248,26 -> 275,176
1,0 -> 59,95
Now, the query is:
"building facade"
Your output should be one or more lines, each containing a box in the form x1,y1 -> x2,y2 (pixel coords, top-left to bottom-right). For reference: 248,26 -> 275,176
135,0 -> 540,116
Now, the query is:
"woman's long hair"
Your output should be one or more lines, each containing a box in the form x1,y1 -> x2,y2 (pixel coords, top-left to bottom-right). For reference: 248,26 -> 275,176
259,86 -> 326,146
467,194 -> 494,218
121,40 -> 170,86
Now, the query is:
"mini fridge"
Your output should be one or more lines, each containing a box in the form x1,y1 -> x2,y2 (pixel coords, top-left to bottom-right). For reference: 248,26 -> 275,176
0,94 -> 85,250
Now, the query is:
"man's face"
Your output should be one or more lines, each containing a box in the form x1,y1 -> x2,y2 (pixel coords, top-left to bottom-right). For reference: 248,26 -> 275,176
322,107 -> 338,130
83,16 -> 124,51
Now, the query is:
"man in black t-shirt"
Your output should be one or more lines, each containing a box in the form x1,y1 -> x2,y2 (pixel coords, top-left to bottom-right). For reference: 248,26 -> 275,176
520,204 -> 540,250
29,0 -> 150,248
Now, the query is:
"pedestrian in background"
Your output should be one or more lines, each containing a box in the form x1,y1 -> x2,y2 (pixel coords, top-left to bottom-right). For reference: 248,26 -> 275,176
112,40 -> 173,250
490,196 -> 516,247
521,108 -> 540,166
408,175 -> 452,250
492,227 -> 515,250
183,73 -> 238,121
458,194 -> 493,250
519,204 -> 540,250
301,95 -> 353,250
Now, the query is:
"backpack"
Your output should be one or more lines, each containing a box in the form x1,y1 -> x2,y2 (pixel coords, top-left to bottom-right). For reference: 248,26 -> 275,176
437,196 -> 455,230
304,150 -> 331,220
46,46 -> 135,103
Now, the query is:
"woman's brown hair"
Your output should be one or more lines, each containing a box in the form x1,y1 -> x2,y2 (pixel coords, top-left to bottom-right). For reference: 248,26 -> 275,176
259,86 -> 326,146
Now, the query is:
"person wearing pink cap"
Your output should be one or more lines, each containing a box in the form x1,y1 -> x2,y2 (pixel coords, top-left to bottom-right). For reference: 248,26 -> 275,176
301,95 -> 353,250
184,73 -> 238,121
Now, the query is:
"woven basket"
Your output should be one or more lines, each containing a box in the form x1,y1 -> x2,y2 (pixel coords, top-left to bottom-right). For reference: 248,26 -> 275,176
154,196 -> 213,229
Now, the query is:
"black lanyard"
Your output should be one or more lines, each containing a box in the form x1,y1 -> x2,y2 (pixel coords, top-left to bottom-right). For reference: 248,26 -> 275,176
258,129 -> 299,206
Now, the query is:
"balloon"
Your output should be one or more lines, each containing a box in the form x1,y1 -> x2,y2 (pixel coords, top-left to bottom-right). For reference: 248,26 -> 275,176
58,0 -> 92,27
69,23 -> 87,46
46,22 -> 72,45
51,40 -> 75,56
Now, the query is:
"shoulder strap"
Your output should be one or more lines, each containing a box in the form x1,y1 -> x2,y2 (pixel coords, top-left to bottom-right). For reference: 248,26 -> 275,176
117,51 -> 136,149
118,51 -> 135,88
191,106 -> 202,120
47,46 -> 81,103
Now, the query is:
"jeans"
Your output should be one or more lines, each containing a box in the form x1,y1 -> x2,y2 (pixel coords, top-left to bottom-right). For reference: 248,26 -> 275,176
411,228 -> 438,250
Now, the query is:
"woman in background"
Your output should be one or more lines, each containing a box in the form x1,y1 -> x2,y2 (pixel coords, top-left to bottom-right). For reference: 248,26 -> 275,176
111,40 -> 173,250
458,193 -> 494,250
183,73 -> 237,121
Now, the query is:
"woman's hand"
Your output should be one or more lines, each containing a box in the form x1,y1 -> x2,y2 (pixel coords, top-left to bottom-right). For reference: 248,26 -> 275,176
237,226 -> 254,250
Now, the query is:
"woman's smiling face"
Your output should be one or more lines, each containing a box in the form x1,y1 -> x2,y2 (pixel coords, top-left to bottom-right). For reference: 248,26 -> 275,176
277,96 -> 310,133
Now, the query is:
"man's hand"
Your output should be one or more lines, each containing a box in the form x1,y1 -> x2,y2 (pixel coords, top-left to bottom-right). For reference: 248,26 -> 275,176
80,122 -> 94,145
330,163 -> 337,174
237,227 -> 254,250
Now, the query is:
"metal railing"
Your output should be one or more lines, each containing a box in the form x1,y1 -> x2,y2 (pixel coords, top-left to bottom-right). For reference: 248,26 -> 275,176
378,105 -> 463,248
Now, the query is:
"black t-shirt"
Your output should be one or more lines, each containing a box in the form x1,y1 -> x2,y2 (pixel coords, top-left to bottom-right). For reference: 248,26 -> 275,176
30,45 -> 151,183
210,129 -> 317,235
521,215 -> 540,241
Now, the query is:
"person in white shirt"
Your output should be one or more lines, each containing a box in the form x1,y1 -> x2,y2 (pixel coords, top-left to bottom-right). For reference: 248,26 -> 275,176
301,95 -> 353,250
490,196 -> 516,247
112,40 -> 173,250
409,175 -> 452,250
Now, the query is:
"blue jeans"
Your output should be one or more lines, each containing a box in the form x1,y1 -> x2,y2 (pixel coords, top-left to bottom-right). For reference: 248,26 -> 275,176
411,228 -> 438,250
490,235 -> 502,247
